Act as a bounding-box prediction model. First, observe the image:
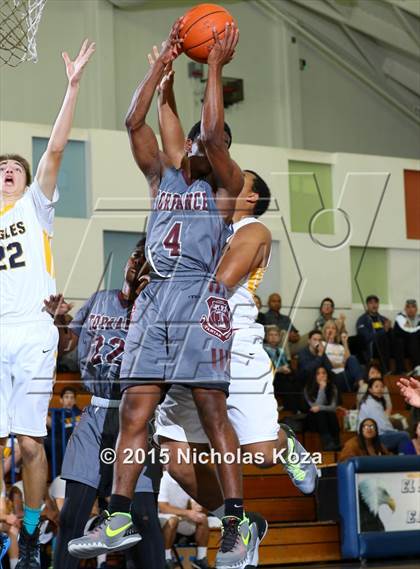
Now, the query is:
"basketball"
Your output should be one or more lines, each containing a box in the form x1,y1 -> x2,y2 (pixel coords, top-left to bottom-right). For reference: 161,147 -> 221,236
180,3 -> 237,63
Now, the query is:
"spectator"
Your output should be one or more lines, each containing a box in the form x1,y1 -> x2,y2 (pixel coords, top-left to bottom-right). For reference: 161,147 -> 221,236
358,378 -> 415,454
411,420 -> 420,455
264,326 -> 304,412
0,484 -> 20,569
45,387 -> 82,474
356,295 -> 392,372
304,365 -> 341,451
254,294 -> 266,326
298,330 -> 333,384
338,418 -> 390,462
49,476 -> 66,512
158,471 -> 211,569
265,293 -> 300,352
322,320 -> 364,392
314,297 -> 346,334
393,299 -> 420,373
357,364 -> 392,413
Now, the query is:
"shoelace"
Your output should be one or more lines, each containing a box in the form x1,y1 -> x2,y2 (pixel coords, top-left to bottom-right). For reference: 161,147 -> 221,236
87,511 -> 110,536
219,518 -> 240,553
20,535 -> 39,563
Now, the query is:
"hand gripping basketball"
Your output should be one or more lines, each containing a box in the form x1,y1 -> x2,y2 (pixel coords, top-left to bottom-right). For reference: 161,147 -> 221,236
207,22 -> 239,67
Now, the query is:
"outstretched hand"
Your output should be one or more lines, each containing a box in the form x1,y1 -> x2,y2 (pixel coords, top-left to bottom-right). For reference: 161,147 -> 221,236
148,45 -> 175,94
397,376 -> 420,408
62,39 -> 95,87
43,294 -> 74,319
158,17 -> 184,66
207,22 -> 239,67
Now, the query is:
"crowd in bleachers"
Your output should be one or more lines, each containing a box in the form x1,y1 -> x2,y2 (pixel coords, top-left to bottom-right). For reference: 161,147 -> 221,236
260,293 -> 420,454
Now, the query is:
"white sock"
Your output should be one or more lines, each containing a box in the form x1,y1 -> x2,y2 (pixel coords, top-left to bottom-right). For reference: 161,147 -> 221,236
165,548 -> 172,560
97,553 -> 107,566
196,546 -> 207,560
211,504 -> 225,519
10,560 -> 18,569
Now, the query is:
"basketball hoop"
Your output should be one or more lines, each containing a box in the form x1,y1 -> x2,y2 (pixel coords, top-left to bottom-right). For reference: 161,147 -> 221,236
0,0 -> 47,66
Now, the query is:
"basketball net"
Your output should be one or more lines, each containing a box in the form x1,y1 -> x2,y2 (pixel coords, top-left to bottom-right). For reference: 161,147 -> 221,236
0,0 -> 47,66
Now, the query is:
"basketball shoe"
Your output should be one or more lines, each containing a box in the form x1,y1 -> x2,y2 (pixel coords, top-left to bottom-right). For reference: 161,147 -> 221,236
15,525 -> 41,569
215,515 -> 254,569
68,511 -> 141,558
280,423 -> 318,494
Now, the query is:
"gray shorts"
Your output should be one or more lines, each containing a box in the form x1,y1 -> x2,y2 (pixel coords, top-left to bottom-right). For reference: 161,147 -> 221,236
120,278 -> 232,394
61,404 -> 161,495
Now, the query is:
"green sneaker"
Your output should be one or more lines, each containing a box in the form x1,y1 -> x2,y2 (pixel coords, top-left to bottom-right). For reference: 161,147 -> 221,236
281,423 -> 318,494
68,511 -> 141,559
215,515 -> 254,569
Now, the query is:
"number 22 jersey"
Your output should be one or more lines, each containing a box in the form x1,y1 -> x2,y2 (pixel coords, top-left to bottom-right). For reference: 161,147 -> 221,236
0,180 -> 58,325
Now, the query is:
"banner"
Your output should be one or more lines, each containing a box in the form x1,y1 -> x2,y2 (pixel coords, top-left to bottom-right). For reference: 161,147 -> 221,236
356,471 -> 420,533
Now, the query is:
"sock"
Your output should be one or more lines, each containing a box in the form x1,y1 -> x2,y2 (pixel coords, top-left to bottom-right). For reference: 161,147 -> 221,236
97,553 -> 107,566
196,546 -> 207,560
23,505 -> 42,535
10,560 -> 18,569
165,548 -> 172,560
224,498 -> 243,519
108,494 -> 131,515
211,504 -> 225,519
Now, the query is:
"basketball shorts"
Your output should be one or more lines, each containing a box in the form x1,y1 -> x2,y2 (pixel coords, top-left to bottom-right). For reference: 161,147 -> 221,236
61,403 -> 160,495
155,327 -> 279,445
120,278 -> 232,394
0,321 -> 58,438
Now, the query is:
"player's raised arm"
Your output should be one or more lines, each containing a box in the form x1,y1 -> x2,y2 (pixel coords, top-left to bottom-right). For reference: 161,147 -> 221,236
126,20 -> 183,195
147,46 -> 185,169
36,40 -> 95,200
201,23 -> 243,197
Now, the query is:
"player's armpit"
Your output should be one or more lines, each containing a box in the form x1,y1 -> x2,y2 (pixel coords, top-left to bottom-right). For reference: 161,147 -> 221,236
216,223 -> 271,289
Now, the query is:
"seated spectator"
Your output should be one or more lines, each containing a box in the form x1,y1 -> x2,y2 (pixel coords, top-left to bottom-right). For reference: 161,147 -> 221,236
338,418 -> 390,462
356,295 -> 392,372
298,330 -> 333,384
411,420 -> 420,455
264,326 -> 305,412
304,365 -> 341,451
0,483 -> 19,569
314,297 -> 346,334
358,378 -> 415,454
45,387 -> 82,474
322,320 -> 364,392
393,299 -> 420,373
254,294 -> 266,326
158,471 -> 211,569
265,293 -> 301,354
357,364 -> 392,412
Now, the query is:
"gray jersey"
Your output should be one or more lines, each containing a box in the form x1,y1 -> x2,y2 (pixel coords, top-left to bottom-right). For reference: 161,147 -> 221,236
146,167 -> 232,278
70,290 -> 132,399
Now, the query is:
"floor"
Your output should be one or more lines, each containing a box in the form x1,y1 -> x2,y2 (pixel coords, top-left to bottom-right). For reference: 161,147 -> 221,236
269,561 -> 420,569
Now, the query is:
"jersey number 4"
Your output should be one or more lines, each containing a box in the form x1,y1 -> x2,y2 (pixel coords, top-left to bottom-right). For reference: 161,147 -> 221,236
163,222 -> 182,257
0,242 -> 26,270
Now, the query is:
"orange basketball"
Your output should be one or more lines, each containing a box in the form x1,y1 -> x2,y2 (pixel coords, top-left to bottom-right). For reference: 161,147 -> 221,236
180,3 -> 237,63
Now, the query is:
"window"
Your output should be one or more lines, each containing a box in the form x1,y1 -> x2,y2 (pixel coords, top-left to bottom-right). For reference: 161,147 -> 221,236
350,247 -> 388,304
404,170 -> 420,240
288,160 -> 333,234
32,137 -> 88,218
103,231 -> 145,290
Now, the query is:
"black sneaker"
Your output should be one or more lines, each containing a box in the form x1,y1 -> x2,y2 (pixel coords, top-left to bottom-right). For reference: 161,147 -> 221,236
16,525 -> 41,569
191,557 -> 211,568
